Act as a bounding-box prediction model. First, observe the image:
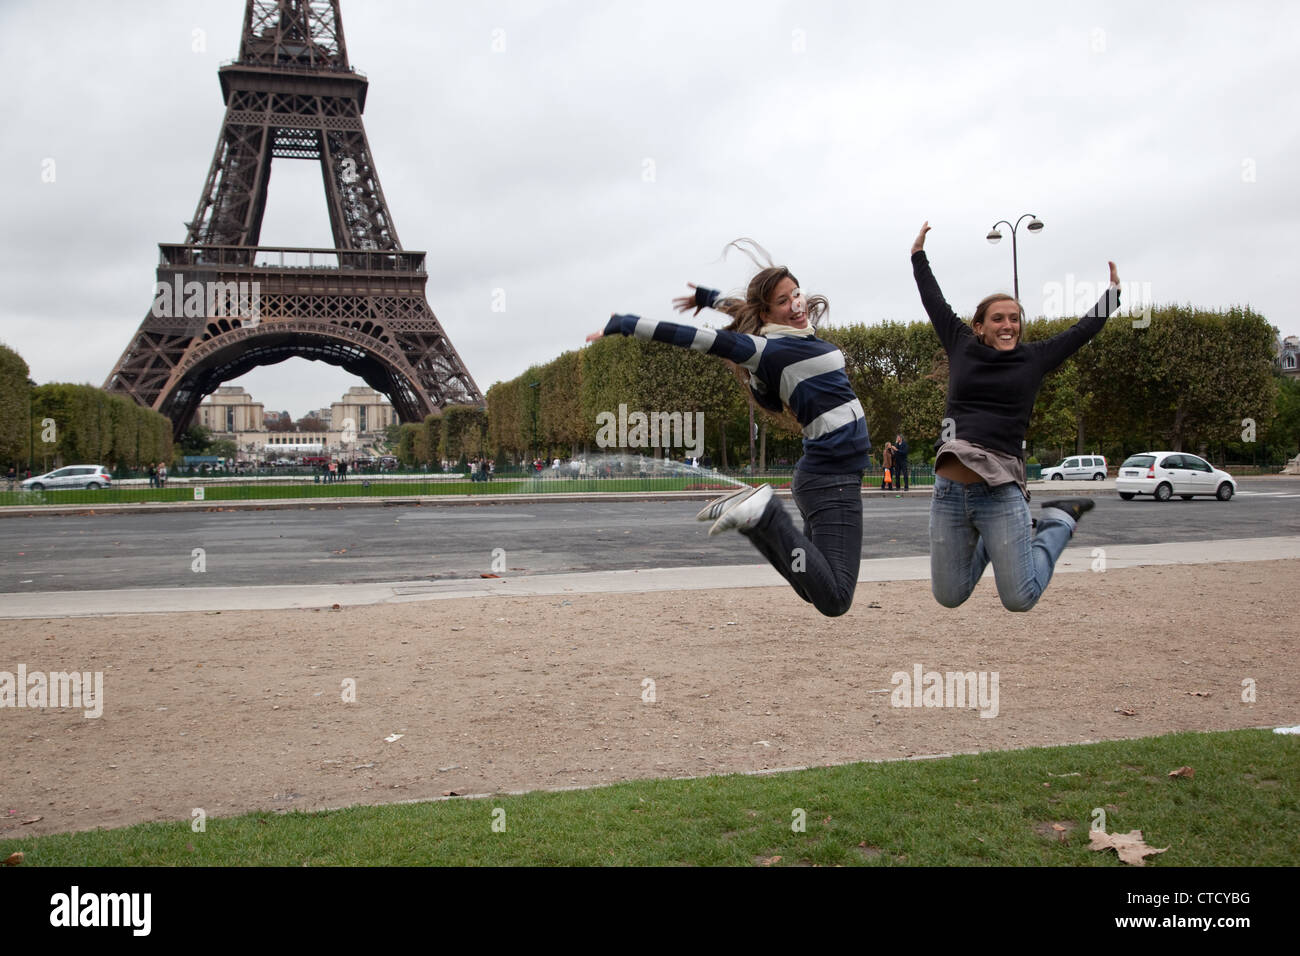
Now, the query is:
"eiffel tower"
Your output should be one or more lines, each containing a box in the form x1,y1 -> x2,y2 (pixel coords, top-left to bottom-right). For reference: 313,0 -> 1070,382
105,0 -> 482,436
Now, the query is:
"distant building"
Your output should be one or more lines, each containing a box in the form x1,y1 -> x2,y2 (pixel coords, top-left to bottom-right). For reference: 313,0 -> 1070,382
197,385 -> 396,460
330,386 -> 397,437
1279,335 -> 1299,379
196,386 -> 264,433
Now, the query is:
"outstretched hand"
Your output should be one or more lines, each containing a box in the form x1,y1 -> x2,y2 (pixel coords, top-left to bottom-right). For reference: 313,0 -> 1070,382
1108,261 -> 1120,288
672,283 -> 702,315
911,221 -> 930,255
586,315 -> 616,343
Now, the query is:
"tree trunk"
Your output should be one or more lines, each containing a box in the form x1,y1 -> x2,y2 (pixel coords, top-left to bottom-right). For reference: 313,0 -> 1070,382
759,422 -> 767,472
719,422 -> 728,470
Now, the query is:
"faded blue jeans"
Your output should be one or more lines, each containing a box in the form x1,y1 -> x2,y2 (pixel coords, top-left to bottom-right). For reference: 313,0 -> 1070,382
741,469 -> 864,617
929,475 -> 1076,612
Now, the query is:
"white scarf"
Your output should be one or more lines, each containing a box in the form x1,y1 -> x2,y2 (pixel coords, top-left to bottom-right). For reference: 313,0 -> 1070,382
759,323 -> 815,338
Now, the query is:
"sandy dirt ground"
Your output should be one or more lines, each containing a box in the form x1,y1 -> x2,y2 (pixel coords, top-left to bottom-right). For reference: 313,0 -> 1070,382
3,559 -> 1297,837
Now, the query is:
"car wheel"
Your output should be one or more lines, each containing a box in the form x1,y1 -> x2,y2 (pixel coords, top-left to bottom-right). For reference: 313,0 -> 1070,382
1093,472 -> 1105,481
1180,494 -> 1193,500
29,482 -> 44,491
1216,482 -> 1234,501
1119,492 -> 1136,500
1051,473 -> 1063,480
86,482 -> 102,490
1154,482 -> 1173,502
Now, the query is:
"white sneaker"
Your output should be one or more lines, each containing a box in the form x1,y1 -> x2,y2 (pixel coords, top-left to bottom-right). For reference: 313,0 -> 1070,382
709,483 -> 774,536
695,484 -> 759,522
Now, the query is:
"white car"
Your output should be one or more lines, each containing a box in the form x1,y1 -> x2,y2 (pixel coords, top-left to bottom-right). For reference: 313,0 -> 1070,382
21,465 -> 113,491
1041,455 -> 1108,481
1115,452 -> 1235,501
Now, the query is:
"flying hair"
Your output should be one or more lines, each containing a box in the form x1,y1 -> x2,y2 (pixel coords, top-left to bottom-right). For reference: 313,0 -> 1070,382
703,238 -> 829,435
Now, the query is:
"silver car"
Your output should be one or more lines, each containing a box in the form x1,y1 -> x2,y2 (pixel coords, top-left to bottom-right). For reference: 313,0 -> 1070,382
1115,452 -> 1235,501
21,465 -> 113,491
1041,455 -> 1108,481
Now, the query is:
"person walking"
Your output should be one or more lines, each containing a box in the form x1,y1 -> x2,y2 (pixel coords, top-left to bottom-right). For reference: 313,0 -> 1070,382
894,433 -> 910,491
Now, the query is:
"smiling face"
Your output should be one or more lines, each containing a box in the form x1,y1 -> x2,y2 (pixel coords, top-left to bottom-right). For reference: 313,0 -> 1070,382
763,276 -> 809,330
973,296 -> 1022,350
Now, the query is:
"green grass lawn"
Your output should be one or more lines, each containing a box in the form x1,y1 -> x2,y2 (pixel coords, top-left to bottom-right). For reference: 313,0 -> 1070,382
5,729 -> 1296,866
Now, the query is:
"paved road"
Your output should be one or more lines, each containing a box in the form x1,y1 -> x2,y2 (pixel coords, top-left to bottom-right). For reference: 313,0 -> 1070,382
2,479 -> 1296,593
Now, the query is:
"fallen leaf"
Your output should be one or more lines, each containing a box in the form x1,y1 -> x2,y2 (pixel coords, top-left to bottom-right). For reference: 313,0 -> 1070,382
1168,766 -> 1195,779
442,790 -> 461,797
2,852 -> 22,866
21,816 -> 42,825
480,573 -> 500,578
1115,707 -> 1137,717
1088,828 -> 1168,866
1187,691 -> 1211,698
756,855 -> 782,866
331,603 -> 340,610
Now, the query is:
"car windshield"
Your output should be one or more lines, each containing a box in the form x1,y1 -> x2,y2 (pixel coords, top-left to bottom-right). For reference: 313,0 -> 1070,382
1121,455 -> 1155,468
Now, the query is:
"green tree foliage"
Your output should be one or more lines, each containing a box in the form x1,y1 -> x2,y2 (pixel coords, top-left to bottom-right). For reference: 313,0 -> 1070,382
28,383 -> 172,471
0,343 -> 31,467
1087,305 -> 1276,454
396,422 -> 421,466
483,304 -> 1283,469
209,438 -> 239,460
485,377 -> 525,460
1265,376 -> 1300,457
440,405 -> 488,461
178,425 -> 212,458
539,350 -> 585,455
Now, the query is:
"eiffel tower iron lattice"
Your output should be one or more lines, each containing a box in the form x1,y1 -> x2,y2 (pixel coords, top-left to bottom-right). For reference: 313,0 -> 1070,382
105,0 -> 483,437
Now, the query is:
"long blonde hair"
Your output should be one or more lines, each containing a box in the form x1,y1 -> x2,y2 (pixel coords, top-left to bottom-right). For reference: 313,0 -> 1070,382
711,239 -> 829,337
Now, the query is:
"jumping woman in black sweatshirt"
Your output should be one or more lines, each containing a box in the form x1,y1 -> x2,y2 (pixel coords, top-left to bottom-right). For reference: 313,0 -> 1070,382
911,221 -> 1120,611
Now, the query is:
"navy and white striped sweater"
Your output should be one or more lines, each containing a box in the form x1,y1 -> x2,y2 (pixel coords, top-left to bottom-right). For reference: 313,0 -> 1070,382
601,304 -> 870,474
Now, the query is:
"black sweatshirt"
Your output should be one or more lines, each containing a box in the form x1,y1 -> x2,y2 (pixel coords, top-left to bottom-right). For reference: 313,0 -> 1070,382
911,250 -> 1120,459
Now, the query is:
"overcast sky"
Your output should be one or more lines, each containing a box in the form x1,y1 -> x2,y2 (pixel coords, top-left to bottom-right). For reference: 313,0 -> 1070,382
2,0 -> 1296,417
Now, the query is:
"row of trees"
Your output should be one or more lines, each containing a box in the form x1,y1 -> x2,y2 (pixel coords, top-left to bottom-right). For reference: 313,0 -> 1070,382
407,304 -> 1295,469
2,345 -> 175,473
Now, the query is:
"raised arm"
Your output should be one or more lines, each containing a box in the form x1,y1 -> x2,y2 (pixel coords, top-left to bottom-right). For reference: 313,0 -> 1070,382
910,222 -> 970,354
1032,262 -> 1121,373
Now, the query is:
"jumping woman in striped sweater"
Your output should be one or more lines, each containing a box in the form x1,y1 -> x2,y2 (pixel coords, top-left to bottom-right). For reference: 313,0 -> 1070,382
586,245 -> 870,616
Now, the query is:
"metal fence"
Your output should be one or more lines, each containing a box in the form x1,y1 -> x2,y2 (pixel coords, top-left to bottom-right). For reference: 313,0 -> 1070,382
1,462 -> 940,508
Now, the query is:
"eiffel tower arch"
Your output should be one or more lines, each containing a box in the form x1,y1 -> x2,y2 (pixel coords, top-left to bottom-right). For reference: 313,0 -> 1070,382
105,0 -> 483,436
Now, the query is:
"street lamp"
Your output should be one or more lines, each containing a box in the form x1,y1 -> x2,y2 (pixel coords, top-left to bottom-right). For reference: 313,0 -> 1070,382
986,214 -> 1043,302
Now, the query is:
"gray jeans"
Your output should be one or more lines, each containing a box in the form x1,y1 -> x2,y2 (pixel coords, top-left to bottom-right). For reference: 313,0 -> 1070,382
741,469 -> 864,617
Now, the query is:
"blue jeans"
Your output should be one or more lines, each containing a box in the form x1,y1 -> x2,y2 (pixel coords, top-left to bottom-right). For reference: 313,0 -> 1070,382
741,469 -> 863,617
929,476 -> 1075,612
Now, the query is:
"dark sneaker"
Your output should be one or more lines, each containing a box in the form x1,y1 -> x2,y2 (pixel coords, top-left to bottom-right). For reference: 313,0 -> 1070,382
709,483 -> 774,536
1040,498 -> 1095,523
696,484 -> 759,522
